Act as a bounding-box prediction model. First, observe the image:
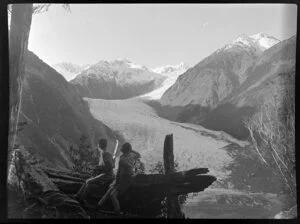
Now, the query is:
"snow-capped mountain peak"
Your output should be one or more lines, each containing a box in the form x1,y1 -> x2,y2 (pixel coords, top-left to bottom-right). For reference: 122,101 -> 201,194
152,62 -> 189,75
140,62 -> 189,100
232,34 -> 253,47
94,59 -> 149,71
69,58 -> 167,99
52,62 -> 90,81
177,62 -> 189,70
249,32 -> 280,50
221,33 -> 280,54
127,61 -> 149,71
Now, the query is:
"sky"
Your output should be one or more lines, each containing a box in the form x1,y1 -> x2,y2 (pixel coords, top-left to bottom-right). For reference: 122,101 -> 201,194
25,4 -> 297,69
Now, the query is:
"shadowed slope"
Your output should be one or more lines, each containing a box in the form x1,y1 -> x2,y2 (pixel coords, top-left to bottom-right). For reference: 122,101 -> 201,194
17,51 -> 117,170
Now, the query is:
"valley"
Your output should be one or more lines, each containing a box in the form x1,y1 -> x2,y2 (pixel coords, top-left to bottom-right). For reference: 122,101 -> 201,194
85,96 -> 288,218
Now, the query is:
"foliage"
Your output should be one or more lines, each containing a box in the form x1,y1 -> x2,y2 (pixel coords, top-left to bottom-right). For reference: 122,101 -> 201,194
33,4 -> 52,14
8,120 -> 42,216
149,161 -> 164,174
69,135 -> 98,175
7,182 -> 28,218
12,150 -> 27,197
8,121 -> 28,165
32,4 -> 71,14
22,191 -> 90,219
8,4 -> 71,15
149,160 -> 187,218
149,160 -> 180,174
8,149 -> 40,208
8,120 -> 28,188
244,76 -> 295,199
133,159 -> 145,175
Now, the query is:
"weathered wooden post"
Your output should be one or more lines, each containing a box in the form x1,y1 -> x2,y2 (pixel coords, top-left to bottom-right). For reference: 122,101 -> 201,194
163,134 -> 185,219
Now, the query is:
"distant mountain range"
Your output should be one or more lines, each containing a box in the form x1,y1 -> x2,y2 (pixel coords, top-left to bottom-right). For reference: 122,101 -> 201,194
52,62 -> 90,81
140,62 -> 190,100
52,60 -> 190,100
159,33 -> 295,139
68,59 -> 166,99
152,62 -> 189,75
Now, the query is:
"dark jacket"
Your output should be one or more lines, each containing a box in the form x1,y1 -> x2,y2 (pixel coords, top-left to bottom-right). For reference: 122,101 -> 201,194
115,150 -> 140,195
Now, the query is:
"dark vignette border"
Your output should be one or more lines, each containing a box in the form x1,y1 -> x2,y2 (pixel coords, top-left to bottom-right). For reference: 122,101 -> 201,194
0,0 -> 299,222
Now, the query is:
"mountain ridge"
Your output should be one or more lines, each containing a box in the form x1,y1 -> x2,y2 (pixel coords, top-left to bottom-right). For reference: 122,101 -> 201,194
52,62 -> 90,81
152,62 -> 190,75
69,59 -> 166,99
158,34 -> 295,139
18,51 -> 118,170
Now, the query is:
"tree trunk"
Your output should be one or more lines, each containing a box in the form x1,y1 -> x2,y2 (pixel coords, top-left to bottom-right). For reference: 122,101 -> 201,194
8,4 -> 33,154
163,134 -> 184,218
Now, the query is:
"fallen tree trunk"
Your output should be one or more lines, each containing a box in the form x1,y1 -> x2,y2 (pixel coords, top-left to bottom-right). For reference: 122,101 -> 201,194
43,167 -> 215,195
45,167 -> 210,184
42,157 -> 216,217
44,168 -> 91,180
